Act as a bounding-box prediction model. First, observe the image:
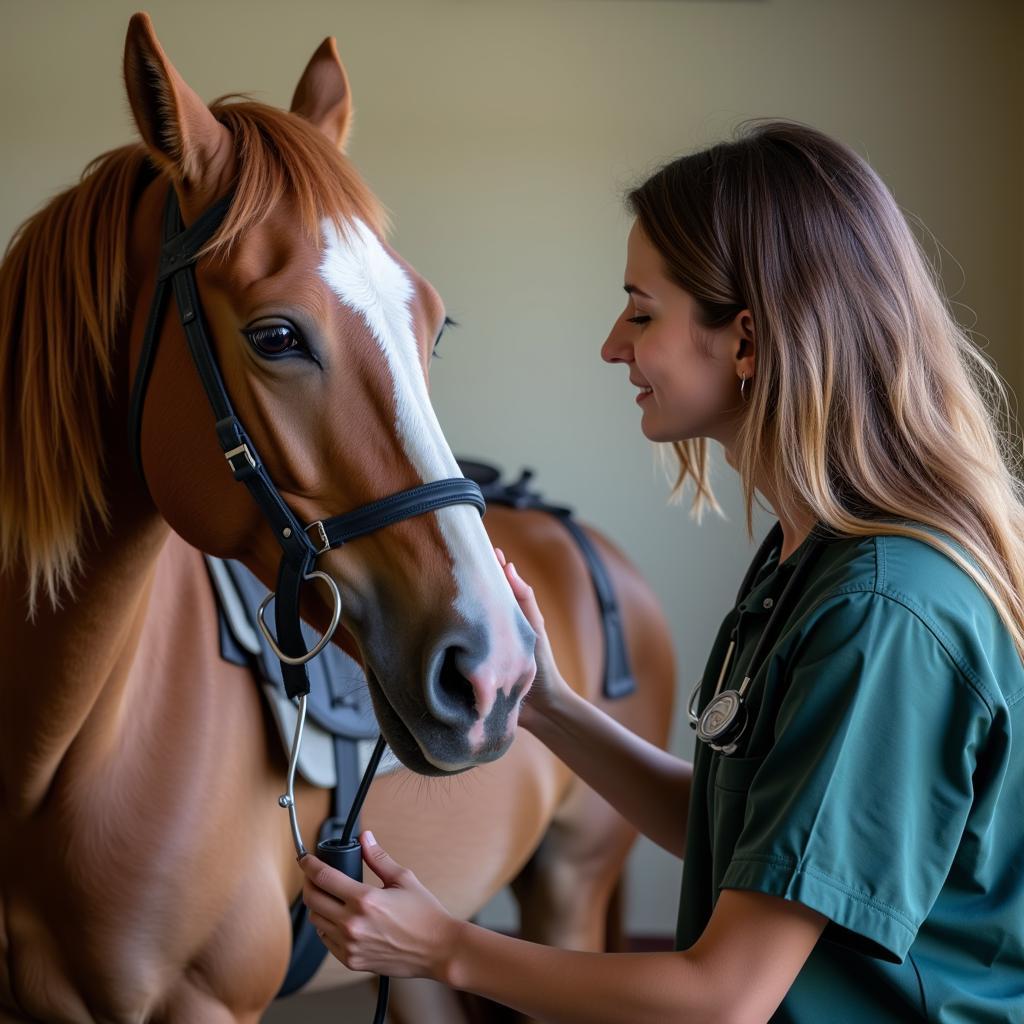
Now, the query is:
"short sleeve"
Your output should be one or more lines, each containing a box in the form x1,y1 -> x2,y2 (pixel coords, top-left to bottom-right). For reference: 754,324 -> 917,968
720,591 -> 992,963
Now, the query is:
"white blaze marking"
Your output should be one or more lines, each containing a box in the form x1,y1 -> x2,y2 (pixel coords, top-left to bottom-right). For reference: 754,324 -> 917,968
318,219 -> 524,738
318,219 -> 457,480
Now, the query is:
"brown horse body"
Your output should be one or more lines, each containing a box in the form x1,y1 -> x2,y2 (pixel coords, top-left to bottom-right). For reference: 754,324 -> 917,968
0,15 -> 674,1023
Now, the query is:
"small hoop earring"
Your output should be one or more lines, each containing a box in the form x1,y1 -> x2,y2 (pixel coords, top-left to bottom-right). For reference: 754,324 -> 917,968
739,374 -> 749,402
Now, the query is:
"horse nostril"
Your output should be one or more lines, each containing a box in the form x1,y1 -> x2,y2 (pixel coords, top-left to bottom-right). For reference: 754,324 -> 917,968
435,647 -> 477,721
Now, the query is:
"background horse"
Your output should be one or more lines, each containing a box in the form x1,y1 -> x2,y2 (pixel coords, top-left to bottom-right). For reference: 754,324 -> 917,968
0,14 -> 674,1022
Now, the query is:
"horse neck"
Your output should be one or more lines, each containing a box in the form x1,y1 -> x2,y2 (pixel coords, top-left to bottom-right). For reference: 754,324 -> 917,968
0,219 -> 171,820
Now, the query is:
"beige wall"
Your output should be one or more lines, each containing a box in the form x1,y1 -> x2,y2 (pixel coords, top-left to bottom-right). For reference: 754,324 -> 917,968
3,0 -> 1021,947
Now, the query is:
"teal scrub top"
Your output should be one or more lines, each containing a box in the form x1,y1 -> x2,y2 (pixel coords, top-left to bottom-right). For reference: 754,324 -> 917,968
677,522 -> 1024,1023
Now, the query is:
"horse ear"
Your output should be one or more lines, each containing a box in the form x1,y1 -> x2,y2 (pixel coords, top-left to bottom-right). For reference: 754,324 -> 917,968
123,12 -> 232,191
290,38 -> 353,152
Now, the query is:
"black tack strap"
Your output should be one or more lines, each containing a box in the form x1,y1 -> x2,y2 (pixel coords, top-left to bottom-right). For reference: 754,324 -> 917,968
156,189 -> 235,282
275,556 -> 316,700
320,479 -> 485,548
213,416 -> 316,565
129,185 -> 236,489
127,275 -> 171,480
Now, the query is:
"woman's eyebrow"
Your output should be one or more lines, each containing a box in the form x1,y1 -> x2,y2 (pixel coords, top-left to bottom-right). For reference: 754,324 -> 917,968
624,283 -> 654,299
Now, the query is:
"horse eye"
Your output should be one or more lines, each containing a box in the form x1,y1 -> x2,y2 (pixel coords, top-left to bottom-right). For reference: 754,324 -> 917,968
243,324 -> 304,359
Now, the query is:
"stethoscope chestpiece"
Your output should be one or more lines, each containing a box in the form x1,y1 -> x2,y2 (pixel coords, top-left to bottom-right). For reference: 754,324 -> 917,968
696,689 -> 747,756
687,635 -> 751,756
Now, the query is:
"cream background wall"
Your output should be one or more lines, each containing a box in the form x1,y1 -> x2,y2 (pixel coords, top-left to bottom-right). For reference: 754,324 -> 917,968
3,0 -> 1021,948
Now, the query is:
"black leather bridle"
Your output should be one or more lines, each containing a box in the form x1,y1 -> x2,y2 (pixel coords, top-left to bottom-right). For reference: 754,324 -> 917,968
128,184 -> 486,1024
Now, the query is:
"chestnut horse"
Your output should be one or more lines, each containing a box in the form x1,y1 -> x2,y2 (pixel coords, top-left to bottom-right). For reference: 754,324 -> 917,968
0,14 -> 674,1023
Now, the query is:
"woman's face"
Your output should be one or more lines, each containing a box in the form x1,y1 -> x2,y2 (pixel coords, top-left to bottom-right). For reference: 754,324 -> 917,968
601,221 -> 751,447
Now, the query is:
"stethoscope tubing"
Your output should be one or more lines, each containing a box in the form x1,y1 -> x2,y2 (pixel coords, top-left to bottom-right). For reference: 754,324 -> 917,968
689,524 -> 826,754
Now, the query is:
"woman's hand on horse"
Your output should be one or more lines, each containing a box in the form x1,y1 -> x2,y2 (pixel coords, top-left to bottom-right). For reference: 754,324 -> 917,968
494,547 -> 574,729
299,832 -> 464,982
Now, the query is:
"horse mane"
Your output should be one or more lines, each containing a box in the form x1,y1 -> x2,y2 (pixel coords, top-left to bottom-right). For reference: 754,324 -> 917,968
0,98 -> 385,613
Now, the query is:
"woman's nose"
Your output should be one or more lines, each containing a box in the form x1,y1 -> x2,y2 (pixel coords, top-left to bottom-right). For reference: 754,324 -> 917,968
601,318 -> 634,364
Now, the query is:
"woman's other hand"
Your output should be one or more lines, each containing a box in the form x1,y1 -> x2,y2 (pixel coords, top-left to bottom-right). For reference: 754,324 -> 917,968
494,547 -> 574,731
299,832 -> 464,982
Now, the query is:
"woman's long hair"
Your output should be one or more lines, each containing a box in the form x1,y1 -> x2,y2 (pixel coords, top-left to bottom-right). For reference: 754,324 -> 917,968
628,120 -> 1024,662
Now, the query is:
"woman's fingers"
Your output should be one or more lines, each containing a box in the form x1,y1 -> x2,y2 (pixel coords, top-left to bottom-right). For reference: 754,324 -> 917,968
303,879 -> 348,920
504,561 -> 545,633
308,909 -> 336,936
501,561 -> 559,675
304,853 -> 459,981
361,831 -> 414,889
299,853 -> 365,902
494,552 -> 547,640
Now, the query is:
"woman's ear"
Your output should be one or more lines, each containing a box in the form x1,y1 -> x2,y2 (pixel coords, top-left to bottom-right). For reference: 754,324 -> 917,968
734,309 -> 757,381
123,12 -> 234,201
290,37 -> 353,152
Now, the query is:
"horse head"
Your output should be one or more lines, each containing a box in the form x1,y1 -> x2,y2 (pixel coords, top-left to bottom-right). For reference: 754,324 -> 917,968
121,14 -> 536,775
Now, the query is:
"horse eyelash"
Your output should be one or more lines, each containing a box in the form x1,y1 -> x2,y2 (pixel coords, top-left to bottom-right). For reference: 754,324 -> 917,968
434,315 -> 458,357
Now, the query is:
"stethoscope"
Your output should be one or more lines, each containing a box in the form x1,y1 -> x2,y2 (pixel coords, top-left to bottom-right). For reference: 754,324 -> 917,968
688,523 -> 824,756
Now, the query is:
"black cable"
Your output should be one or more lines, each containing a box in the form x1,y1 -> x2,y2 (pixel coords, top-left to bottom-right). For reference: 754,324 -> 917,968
339,734 -> 390,1024
342,735 -> 388,844
372,976 -> 390,1024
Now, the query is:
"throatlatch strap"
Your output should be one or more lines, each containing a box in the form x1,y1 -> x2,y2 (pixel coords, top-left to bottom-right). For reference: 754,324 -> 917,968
127,276 -> 171,481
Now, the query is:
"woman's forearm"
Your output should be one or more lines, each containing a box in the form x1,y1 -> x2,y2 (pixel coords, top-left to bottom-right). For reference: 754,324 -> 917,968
444,922 -> 717,1024
526,689 -> 692,856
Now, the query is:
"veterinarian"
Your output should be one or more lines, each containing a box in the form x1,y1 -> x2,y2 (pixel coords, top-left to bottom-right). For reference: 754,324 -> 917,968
299,120 -> 1024,1023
